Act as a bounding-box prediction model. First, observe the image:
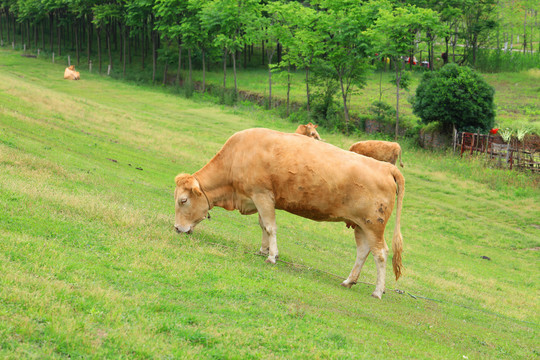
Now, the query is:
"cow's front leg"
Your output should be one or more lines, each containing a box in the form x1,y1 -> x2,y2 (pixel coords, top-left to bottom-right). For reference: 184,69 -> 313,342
252,194 -> 278,264
258,214 -> 269,256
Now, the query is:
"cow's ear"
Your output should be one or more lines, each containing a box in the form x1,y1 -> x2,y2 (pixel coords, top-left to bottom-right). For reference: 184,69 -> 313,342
190,178 -> 203,197
314,124 -> 318,128
191,184 -> 203,197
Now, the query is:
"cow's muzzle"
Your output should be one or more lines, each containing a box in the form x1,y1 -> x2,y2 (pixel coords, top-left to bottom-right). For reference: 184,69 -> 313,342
174,224 -> 192,234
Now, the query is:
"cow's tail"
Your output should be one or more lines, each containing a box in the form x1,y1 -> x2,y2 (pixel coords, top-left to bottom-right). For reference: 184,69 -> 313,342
391,166 -> 405,281
398,147 -> 404,167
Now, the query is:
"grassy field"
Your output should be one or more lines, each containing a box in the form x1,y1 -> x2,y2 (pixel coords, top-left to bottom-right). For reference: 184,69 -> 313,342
1,49 -> 539,359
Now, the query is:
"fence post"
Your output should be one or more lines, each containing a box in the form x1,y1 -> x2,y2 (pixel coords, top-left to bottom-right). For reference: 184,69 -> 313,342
89,60 -> 92,73
52,52 -> 55,63
37,49 -> 40,57
68,55 -> 71,66
107,64 -> 111,76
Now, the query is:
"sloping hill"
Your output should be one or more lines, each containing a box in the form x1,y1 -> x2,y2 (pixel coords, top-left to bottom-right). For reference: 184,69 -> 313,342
1,50 -> 538,359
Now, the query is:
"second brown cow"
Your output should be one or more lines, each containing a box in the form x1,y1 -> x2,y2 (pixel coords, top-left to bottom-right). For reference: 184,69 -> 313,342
349,140 -> 404,167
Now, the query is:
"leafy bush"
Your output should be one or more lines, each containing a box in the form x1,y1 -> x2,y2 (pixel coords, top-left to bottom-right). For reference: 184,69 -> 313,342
412,63 -> 495,134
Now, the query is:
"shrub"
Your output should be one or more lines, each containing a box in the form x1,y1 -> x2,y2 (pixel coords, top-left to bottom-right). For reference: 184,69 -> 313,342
412,63 -> 495,134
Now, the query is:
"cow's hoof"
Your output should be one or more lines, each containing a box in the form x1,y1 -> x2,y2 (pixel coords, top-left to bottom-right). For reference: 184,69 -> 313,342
265,256 -> 276,264
258,248 -> 269,256
340,281 -> 354,289
371,291 -> 383,299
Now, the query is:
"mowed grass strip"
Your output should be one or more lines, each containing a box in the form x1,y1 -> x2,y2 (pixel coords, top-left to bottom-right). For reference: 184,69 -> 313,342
1,50 -> 539,359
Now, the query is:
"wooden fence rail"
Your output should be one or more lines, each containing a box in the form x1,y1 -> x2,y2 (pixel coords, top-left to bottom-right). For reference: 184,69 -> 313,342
455,132 -> 540,172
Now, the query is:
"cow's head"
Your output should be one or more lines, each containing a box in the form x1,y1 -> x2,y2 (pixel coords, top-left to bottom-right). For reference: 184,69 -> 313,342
305,122 -> 321,140
174,174 -> 210,234
68,65 -> 75,71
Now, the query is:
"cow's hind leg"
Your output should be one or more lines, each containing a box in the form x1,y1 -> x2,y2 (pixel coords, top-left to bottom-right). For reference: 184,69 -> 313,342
370,234 -> 389,299
252,194 -> 278,264
341,227 -> 371,289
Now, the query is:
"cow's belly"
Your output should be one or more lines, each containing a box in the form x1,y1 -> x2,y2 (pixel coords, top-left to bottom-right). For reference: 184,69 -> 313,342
237,196 -> 258,215
275,196 -> 349,222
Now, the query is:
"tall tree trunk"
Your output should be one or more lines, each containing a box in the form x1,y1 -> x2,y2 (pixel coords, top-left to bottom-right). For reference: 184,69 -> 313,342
87,18 -> 92,65
35,22 -> 38,49
75,20 -> 79,65
6,10 -> 11,44
163,61 -> 168,85
202,48 -> 206,93
243,44 -> 247,68
523,10 -> 527,53
57,15 -> 61,56
1,12 -> 4,44
338,71 -> 350,133
394,64 -> 401,140
107,24 -> 112,70
188,48 -> 193,86
12,11 -> 15,46
267,47 -> 275,110
122,26 -> 126,78
151,18 -> 156,83
261,40 -> 265,65
97,27 -> 102,73
128,26 -> 132,65
176,39 -> 182,85
113,21 -> 118,52
232,50 -> 237,97
223,47 -> 227,90
286,61 -> 291,117
305,55 -> 314,114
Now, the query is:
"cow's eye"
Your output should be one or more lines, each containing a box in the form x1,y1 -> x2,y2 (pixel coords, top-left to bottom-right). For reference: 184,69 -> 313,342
180,198 -> 188,205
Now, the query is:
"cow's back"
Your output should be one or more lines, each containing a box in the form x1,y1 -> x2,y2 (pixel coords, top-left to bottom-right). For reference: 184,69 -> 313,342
221,129 -> 397,223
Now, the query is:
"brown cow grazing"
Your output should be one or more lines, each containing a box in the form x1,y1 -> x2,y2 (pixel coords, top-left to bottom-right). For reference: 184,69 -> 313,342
64,65 -> 80,80
295,122 -> 321,140
349,140 -> 404,167
174,128 -> 405,298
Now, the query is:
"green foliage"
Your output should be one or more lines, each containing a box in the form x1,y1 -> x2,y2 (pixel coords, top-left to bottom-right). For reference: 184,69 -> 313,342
308,60 -> 344,130
412,63 -> 495,134
369,100 -> 395,122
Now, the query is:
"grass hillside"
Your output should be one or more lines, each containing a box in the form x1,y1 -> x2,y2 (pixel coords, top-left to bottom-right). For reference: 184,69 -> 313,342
1,50 -> 539,359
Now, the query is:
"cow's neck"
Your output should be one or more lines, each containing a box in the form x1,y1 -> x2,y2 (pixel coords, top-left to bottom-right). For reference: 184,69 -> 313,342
194,154 -> 236,211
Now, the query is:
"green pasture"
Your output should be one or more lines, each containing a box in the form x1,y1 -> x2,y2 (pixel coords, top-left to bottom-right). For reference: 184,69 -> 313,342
0,50 -> 539,359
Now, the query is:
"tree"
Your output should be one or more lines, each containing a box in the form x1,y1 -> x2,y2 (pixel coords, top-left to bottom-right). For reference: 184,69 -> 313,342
460,0 -> 498,67
369,3 -> 443,139
412,63 -> 495,134
201,0 -> 260,98
266,1 -> 322,116
312,0 -> 374,131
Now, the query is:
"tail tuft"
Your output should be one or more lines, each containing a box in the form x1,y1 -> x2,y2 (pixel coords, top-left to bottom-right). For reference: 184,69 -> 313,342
391,167 -> 405,281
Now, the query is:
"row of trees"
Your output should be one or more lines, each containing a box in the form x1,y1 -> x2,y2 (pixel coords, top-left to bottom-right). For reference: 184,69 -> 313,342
0,0 -> 527,136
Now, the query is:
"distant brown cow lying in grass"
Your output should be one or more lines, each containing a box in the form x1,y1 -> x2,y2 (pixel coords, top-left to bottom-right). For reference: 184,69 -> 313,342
295,122 -> 321,140
64,65 -> 80,80
349,140 -> 404,167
